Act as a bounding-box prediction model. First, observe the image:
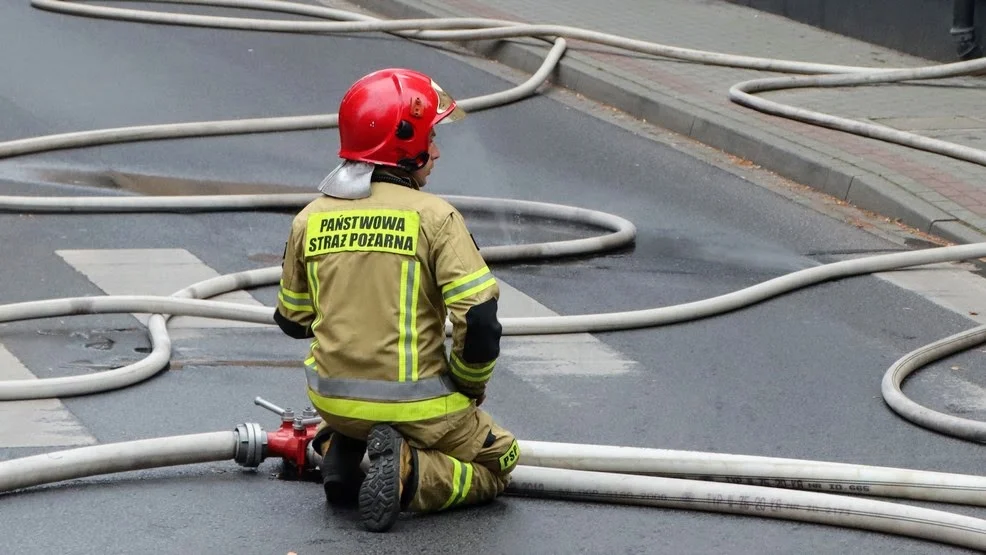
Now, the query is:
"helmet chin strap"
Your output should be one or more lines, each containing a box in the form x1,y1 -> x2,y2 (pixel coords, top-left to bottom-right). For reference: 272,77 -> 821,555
373,166 -> 424,190
397,151 -> 430,173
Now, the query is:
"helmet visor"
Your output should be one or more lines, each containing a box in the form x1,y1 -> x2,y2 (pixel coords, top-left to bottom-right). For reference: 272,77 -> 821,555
432,80 -> 466,123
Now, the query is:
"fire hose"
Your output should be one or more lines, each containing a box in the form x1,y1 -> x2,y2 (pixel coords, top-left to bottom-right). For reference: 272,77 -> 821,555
4,0 -> 986,551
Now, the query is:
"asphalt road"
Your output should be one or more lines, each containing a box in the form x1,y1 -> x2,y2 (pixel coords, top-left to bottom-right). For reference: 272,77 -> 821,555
2,1 -> 986,554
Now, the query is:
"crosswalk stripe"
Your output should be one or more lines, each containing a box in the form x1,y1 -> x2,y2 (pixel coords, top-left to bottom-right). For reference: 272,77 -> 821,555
0,344 -> 96,448
496,281 -> 636,377
56,248 -> 266,329
59,248 -> 634,378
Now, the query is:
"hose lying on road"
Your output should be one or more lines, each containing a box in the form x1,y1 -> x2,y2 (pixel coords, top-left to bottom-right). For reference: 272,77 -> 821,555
508,466 -> 986,552
0,432 -> 237,494
5,0 -> 986,551
3,214 -> 986,550
520,440 -> 986,506
0,194 -> 633,402
883,324 -> 986,442
7,433 -> 986,551
11,0 -> 986,171
3,242 -> 986,400
0,19 -> 567,161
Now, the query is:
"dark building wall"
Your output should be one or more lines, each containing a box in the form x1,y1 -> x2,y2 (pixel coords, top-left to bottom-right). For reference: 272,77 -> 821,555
725,0 -> 985,62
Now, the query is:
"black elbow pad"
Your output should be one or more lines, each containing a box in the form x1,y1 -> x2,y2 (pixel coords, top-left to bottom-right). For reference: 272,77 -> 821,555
462,298 -> 501,363
274,309 -> 313,339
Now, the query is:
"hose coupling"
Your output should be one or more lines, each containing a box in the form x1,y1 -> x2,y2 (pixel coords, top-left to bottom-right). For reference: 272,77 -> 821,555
233,422 -> 267,468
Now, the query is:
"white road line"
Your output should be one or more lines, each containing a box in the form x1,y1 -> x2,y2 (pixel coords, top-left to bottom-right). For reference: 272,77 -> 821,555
496,281 -> 637,377
59,248 -> 634,378
0,344 -> 96,448
876,262 -> 986,325
56,248 -> 266,329
934,371 -> 986,413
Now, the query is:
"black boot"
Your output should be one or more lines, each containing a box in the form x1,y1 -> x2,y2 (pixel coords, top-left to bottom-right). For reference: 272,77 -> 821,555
315,430 -> 367,507
359,424 -> 413,532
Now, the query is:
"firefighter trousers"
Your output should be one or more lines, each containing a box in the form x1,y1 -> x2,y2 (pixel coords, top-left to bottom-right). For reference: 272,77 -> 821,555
317,403 -> 519,513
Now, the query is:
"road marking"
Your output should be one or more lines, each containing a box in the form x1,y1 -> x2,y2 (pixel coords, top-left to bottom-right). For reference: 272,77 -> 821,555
875,261 -> 986,325
935,370 -> 986,412
873,262 -> 986,412
56,248 -> 266,329
59,248 -> 634,381
496,281 -> 636,377
904,362 -> 986,424
0,344 -> 96,448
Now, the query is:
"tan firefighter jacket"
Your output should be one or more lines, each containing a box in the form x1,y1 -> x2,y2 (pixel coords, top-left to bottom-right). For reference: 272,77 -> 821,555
275,180 -> 501,423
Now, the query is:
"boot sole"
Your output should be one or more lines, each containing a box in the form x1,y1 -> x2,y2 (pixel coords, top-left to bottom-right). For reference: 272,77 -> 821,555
358,425 -> 403,532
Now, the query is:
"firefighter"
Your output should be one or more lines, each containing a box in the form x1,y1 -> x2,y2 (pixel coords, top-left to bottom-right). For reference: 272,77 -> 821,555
274,68 -> 518,533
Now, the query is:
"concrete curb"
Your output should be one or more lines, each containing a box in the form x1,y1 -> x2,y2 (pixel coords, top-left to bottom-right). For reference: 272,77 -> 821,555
356,0 -> 986,245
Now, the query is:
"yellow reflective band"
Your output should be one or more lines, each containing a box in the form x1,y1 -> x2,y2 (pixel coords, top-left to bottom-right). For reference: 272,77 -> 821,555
443,267 -> 495,305
306,338 -> 321,372
440,457 -> 462,510
305,261 -> 324,369
445,278 -> 495,305
278,290 -> 313,313
278,280 -> 310,301
398,261 -> 415,382
398,262 -> 408,382
305,209 -> 420,257
459,462 -> 474,504
410,263 -> 420,381
442,266 -> 490,296
306,261 -> 323,329
307,391 -> 471,423
307,369 -> 457,401
449,352 -> 495,382
397,261 -> 421,382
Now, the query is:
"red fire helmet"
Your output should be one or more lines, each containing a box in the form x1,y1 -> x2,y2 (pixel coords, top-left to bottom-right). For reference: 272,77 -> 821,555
337,68 -> 466,170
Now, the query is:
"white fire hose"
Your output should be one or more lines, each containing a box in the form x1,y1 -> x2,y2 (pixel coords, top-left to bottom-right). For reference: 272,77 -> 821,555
5,0 -> 986,550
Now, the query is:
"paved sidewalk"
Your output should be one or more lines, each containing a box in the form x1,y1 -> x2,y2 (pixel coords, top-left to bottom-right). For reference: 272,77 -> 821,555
335,0 -> 986,244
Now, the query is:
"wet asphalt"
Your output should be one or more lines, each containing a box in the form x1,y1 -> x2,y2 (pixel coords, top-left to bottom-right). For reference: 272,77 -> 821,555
2,1 -> 986,553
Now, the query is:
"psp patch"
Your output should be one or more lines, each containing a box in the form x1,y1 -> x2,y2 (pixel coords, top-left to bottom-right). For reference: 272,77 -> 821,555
498,439 -> 520,471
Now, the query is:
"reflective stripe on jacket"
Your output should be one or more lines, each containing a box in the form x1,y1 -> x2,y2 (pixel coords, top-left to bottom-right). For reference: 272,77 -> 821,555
277,181 -> 500,422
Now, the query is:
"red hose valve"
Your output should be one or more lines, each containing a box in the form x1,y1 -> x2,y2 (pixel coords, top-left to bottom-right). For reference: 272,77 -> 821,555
251,397 -> 322,480
266,414 -> 319,470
